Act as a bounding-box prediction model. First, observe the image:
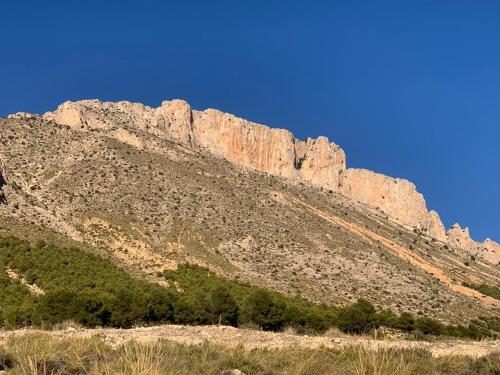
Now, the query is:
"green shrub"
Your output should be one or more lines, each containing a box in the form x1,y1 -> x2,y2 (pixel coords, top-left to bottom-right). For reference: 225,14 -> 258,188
414,317 -> 444,336
337,298 -> 378,333
239,290 -> 286,331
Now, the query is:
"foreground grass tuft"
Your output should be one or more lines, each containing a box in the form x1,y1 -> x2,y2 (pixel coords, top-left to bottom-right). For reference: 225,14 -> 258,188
1,334 -> 499,374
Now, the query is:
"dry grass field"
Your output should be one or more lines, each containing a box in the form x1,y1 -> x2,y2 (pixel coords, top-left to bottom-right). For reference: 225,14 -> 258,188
0,326 -> 499,374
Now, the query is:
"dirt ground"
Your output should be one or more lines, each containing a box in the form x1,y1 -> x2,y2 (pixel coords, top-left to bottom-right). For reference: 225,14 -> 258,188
1,325 -> 499,358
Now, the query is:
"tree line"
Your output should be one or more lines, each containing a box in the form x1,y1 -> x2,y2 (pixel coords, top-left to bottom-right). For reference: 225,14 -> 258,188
0,236 -> 498,339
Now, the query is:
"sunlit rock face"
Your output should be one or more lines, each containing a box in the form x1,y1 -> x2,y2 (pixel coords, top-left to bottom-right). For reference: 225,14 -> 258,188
44,99 -> 347,191
343,168 -> 430,228
447,223 -> 479,253
193,109 -> 346,190
482,239 -> 500,265
425,210 -> 447,242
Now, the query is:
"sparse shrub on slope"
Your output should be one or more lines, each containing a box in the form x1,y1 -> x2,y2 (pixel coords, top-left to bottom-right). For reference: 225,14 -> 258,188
462,281 -> 500,300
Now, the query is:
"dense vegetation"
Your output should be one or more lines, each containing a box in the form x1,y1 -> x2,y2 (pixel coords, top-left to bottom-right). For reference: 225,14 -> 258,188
462,281 -> 500,301
0,236 -> 176,328
0,236 -> 498,340
162,264 -> 500,339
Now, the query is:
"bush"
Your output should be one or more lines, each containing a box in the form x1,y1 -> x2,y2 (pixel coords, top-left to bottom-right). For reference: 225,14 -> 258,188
240,290 -> 286,331
337,299 -> 378,334
414,317 -> 444,336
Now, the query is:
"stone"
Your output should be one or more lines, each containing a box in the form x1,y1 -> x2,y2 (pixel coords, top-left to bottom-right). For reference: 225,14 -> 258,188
446,224 -> 500,264
294,136 -> 346,190
481,239 -> 500,265
43,100 -> 155,131
7,112 -> 37,119
192,108 -> 298,178
192,109 -> 346,189
343,168 -> 429,229
154,100 -> 194,146
447,224 -> 480,254
425,210 -> 447,242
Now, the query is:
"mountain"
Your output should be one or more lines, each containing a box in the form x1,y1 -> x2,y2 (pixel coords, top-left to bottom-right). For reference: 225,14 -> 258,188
0,99 -> 499,324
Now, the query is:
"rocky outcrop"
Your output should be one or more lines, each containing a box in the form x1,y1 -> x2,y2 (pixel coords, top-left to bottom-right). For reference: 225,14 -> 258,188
154,100 -> 195,146
426,210 -> 447,242
192,108 -> 299,178
294,136 -> 346,190
446,224 -> 500,264
7,112 -> 37,120
43,99 -> 347,191
447,223 -> 482,256
13,98 -> 497,262
482,239 -> 500,265
44,100 -> 154,132
192,109 -> 346,190
343,169 -> 429,228
43,99 -> 197,146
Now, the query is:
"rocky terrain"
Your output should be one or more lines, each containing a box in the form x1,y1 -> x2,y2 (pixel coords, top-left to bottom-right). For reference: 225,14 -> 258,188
7,99 -> 498,264
0,99 -> 499,323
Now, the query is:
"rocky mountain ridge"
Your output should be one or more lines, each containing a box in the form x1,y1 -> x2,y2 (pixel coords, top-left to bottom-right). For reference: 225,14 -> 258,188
1,107 -> 499,322
7,98 -> 497,264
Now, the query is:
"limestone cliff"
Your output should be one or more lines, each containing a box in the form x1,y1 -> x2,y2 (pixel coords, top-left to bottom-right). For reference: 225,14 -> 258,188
482,239 -> 500,265
192,109 -> 346,190
343,168 -> 429,228
14,98 -> 497,263
447,224 -> 480,254
447,224 -> 500,264
426,210 -> 447,242
43,99 -> 347,191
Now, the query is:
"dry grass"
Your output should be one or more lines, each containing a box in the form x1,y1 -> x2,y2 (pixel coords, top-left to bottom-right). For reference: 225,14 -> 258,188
0,333 -> 499,374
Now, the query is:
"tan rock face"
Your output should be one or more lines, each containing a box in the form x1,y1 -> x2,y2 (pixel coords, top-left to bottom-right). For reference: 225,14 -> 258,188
446,224 -> 500,264
192,109 -> 298,178
43,100 -> 155,131
343,168 -> 429,228
7,112 -> 37,120
154,100 -> 194,146
425,210 -> 447,242
447,224 -> 480,254
295,137 -> 346,190
482,239 -> 500,265
192,110 -> 346,189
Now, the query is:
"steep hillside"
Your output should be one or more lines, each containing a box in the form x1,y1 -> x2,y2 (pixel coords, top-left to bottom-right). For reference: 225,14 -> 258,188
0,102 -> 499,324
8,99 -> 498,263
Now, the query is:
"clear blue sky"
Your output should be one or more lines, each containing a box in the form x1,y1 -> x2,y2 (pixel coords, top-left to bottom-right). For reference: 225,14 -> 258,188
1,1 -> 499,241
